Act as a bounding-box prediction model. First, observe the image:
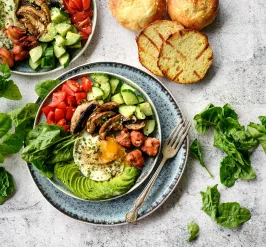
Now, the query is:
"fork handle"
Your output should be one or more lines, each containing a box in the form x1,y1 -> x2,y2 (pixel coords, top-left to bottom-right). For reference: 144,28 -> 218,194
125,157 -> 167,223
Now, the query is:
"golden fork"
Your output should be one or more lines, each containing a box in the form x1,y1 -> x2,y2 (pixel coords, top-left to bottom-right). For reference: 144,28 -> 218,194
125,120 -> 191,223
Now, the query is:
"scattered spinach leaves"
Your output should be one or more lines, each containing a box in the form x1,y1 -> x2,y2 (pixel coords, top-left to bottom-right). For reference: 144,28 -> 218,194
35,79 -> 61,100
0,167 -> 15,205
186,222 -> 199,242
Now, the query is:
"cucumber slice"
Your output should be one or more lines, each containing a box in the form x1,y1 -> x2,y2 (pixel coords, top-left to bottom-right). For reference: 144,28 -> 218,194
51,7 -> 69,23
137,95 -> 145,103
65,32 -> 81,46
110,78 -> 122,94
54,35 -> 65,46
93,82 -> 100,88
29,46 -> 43,63
69,41 -> 82,49
39,23 -> 57,42
91,74 -> 109,84
58,53 -> 70,68
143,120 -> 155,136
121,89 -> 139,105
44,46 -> 54,57
54,45 -> 66,58
100,82 -> 111,100
29,57 -> 41,70
87,87 -> 104,100
40,43 -> 47,52
135,106 -> 146,120
111,93 -> 124,104
120,83 -> 136,92
71,25 -> 78,33
41,56 -> 55,69
139,102 -> 153,116
55,23 -> 72,36
118,105 -> 137,118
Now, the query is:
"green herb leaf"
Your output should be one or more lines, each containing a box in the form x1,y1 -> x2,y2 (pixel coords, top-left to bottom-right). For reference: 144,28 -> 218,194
222,104 -> 238,120
186,222 -> 199,242
0,133 -> 24,154
216,202 -> 251,228
0,167 -> 15,205
200,184 -> 220,220
220,156 -> 240,187
259,116 -> 266,127
190,139 -> 213,178
35,79 -> 61,100
0,63 -> 11,79
0,113 -> 12,138
247,122 -> 266,153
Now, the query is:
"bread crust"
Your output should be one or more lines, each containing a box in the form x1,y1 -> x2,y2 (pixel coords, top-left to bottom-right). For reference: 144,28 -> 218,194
168,0 -> 219,30
109,0 -> 166,31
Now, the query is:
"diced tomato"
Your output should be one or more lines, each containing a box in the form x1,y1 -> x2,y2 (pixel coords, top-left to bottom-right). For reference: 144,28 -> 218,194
50,92 -> 66,107
55,108 -> 66,122
66,106 -> 76,121
75,92 -> 87,104
71,11 -> 89,24
74,18 -> 92,33
80,25 -> 92,35
82,0 -> 91,11
81,77 -> 93,92
62,83 -> 75,96
66,80 -> 80,93
63,125 -> 70,132
47,111 -> 55,124
73,0 -> 83,11
63,0 -> 76,14
42,105 -> 54,118
79,31 -> 89,40
57,119 -> 67,126
57,102 -> 67,110
69,0 -> 79,10
67,95 -> 77,106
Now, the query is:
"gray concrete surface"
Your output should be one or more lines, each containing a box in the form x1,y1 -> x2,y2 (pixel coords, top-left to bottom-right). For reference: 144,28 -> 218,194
1,0 -> 266,246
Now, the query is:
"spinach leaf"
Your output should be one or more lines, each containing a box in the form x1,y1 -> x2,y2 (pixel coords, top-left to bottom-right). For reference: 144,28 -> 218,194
0,133 -> 24,155
0,154 -> 3,163
0,113 -> 12,138
190,139 -> 213,178
0,64 -> 22,100
220,156 -> 240,187
32,160 -> 54,179
35,79 -> 61,100
247,122 -> 266,153
186,222 -> 199,242
216,202 -> 251,228
222,104 -> 238,120
259,116 -> 266,127
200,184 -> 220,220
0,167 -> 15,205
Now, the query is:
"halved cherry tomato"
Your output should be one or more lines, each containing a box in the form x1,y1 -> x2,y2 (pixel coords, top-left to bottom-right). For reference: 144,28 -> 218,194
62,83 -> 75,96
50,92 -> 66,107
82,0 -> 91,11
57,102 -> 67,110
80,25 -> 92,35
66,80 -> 80,93
71,11 -> 90,24
63,125 -> 70,132
81,77 -> 93,92
66,106 -> 76,121
67,95 -> 77,106
57,119 -> 67,126
47,111 -> 55,124
75,92 -> 87,104
63,0 -> 76,14
79,31 -> 89,40
42,105 -> 54,118
69,0 -> 79,10
55,108 -> 66,122
73,0 -> 83,11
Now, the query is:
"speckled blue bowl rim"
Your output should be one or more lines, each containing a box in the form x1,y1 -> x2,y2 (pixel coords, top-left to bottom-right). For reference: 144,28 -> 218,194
27,62 -> 189,226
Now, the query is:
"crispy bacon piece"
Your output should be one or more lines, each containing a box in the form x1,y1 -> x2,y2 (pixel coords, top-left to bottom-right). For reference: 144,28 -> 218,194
0,48 -> 14,68
3,26 -> 26,42
130,131 -> 145,147
141,137 -> 160,157
125,149 -> 145,168
116,128 -> 131,149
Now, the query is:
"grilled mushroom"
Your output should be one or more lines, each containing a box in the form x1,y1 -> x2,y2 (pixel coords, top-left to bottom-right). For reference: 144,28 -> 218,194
99,114 -> 123,140
17,6 -> 49,25
125,121 -> 145,130
34,0 -> 51,23
87,111 -> 116,134
19,18 -> 39,37
100,102 -> 120,111
70,101 -> 98,134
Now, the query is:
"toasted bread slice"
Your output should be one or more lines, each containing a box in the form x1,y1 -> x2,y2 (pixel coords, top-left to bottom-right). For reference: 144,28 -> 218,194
158,30 -> 213,84
137,20 -> 184,76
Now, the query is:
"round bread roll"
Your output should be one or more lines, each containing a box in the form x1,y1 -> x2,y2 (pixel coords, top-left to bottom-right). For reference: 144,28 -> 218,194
168,0 -> 219,30
109,0 -> 167,31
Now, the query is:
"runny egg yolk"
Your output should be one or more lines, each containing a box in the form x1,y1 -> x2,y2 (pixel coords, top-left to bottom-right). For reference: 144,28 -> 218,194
99,137 -> 124,163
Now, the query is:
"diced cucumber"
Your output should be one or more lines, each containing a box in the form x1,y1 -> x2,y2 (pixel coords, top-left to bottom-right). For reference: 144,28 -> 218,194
54,45 -> 66,58
91,74 -> 109,84
118,105 -> 137,118
143,120 -> 155,136
111,93 -> 124,104
93,82 -> 100,87
44,46 -> 54,57
139,102 -> 153,116
51,7 -> 69,23
121,89 -> 139,105
137,95 -> 145,103
110,78 -> 122,94
65,32 -> 81,46
71,25 -> 78,33
40,43 -> 47,52
39,23 -> 57,42
97,100 -> 104,105
55,23 -> 72,36
29,46 -> 43,63
135,106 -> 146,120
69,41 -> 82,49
87,87 -> 104,100
120,83 -> 136,92
29,57 -> 41,70
100,82 -> 111,100
54,35 -> 65,46
41,56 -> 55,69
58,52 -> 70,68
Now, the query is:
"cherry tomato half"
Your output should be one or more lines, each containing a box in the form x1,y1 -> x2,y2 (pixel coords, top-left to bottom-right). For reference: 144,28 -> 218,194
82,0 -> 91,11
42,105 -> 54,118
67,95 -> 77,106
81,77 -> 93,92
66,80 -> 81,93
62,83 -> 75,96
73,0 -> 83,11
79,31 -> 89,40
63,0 -> 76,14
47,111 -> 55,124
50,92 -> 66,107
57,119 -> 67,126
57,102 -> 67,110
63,125 -> 70,132
55,108 -> 66,122
75,92 -> 87,104
66,106 -> 76,121
71,11 -> 89,24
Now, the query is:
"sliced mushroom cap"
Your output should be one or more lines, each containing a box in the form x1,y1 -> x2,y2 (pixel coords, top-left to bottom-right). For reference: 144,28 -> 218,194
125,121 -> 145,130
20,18 -> 39,37
34,0 -> 51,22
17,6 -> 49,25
100,102 -> 120,111
99,114 -> 123,140
70,101 -> 98,134
87,111 -> 116,134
